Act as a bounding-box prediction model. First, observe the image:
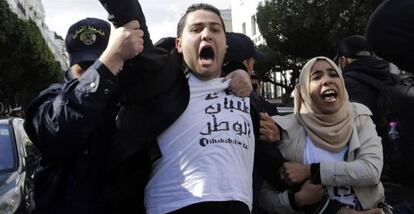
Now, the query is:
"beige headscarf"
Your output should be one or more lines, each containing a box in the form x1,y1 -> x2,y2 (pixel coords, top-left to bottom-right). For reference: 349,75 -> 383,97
294,56 -> 354,152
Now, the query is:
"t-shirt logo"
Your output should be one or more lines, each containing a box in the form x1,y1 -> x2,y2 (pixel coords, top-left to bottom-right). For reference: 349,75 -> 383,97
199,91 -> 252,150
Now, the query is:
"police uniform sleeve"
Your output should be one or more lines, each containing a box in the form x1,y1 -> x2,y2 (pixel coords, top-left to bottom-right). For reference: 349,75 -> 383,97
24,60 -> 119,161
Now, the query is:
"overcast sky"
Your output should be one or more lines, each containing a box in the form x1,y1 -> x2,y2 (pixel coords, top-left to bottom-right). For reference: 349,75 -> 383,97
42,0 -> 231,42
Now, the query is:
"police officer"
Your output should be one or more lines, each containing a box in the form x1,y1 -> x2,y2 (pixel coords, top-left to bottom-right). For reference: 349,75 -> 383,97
24,17 -> 143,214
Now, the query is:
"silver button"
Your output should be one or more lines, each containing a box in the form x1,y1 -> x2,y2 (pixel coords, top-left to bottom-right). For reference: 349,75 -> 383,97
104,89 -> 110,94
90,82 -> 96,88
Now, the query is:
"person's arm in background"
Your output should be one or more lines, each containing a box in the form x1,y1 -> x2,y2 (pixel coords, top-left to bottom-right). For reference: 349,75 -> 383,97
24,21 -> 143,161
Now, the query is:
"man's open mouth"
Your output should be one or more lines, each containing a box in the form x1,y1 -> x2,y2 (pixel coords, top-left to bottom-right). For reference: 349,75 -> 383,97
200,46 -> 215,62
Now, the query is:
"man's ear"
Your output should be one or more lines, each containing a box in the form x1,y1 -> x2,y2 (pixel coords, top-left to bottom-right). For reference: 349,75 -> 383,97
175,38 -> 182,53
339,56 -> 348,68
345,58 -> 353,65
70,64 -> 85,79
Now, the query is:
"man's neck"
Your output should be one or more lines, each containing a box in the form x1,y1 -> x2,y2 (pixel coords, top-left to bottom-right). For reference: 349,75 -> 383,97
183,64 -> 222,81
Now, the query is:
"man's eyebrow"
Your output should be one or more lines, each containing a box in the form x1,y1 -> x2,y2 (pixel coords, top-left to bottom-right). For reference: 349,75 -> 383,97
189,23 -> 204,27
189,22 -> 222,27
210,22 -> 222,27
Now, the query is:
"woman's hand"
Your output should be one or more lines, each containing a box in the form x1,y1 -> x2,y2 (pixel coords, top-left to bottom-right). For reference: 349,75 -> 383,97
281,162 -> 311,185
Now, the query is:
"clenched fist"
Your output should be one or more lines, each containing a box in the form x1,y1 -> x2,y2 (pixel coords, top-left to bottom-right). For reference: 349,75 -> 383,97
281,162 -> 311,185
225,69 -> 253,97
99,20 -> 144,75
259,112 -> 280,143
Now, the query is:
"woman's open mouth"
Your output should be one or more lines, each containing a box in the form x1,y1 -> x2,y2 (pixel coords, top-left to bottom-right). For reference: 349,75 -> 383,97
321,89 -> 337,102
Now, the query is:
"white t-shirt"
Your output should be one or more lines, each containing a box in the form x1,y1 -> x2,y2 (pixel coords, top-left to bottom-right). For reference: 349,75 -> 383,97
303,136 -> 360,209
145,74 -> 255,214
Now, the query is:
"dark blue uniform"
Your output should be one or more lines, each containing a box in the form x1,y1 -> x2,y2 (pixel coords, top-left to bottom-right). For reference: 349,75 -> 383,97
24,61 -> 119,214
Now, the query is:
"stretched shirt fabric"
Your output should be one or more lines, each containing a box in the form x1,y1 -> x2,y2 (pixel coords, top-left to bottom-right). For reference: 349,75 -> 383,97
145,74 -> 255,214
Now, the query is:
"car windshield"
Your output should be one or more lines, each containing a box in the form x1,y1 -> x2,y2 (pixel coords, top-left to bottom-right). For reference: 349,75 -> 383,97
0,124 -> 17,171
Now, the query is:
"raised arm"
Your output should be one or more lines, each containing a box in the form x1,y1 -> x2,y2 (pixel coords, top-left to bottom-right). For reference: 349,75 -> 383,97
98,0 -> 153,48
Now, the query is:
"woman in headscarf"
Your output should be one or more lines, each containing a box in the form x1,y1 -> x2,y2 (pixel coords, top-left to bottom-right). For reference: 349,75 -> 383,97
259,57 -> 385,214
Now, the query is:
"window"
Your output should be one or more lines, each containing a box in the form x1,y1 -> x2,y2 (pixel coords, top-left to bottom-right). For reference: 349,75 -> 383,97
251,15 -> 257,36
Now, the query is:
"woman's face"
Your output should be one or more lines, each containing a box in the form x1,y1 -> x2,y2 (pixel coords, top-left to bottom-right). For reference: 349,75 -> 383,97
309,60 -> 343,114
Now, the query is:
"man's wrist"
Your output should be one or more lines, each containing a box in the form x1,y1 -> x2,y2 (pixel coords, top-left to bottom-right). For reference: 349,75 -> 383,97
98,50 -> 124,75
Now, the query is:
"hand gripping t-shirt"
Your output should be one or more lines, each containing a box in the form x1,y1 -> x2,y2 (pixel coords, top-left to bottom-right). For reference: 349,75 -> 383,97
145,74 -> 255,214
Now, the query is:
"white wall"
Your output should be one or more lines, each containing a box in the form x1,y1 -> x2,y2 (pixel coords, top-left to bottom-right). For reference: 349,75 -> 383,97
230,0 -> 265,45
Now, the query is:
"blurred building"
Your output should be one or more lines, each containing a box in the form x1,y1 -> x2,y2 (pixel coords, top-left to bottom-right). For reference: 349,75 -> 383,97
230,0 -> 265,45
5,0 -> 68,70
220,9 -> 233,32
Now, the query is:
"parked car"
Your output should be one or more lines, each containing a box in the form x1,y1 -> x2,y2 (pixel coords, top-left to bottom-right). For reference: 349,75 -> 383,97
0,118 -> 40,214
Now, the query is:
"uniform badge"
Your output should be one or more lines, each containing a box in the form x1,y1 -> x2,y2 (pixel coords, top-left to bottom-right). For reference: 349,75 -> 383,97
80,29 -> 97,45
72,25 -> 106,46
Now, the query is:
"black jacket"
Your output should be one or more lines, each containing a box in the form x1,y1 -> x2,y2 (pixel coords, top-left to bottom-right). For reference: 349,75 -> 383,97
342,57 -> 394,129
24,61 -> 119,214
104,47 -> 190,214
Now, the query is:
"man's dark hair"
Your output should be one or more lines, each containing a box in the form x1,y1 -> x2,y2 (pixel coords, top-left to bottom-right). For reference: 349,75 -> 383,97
334,35 -> 373,61
176,3 -> 226,37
